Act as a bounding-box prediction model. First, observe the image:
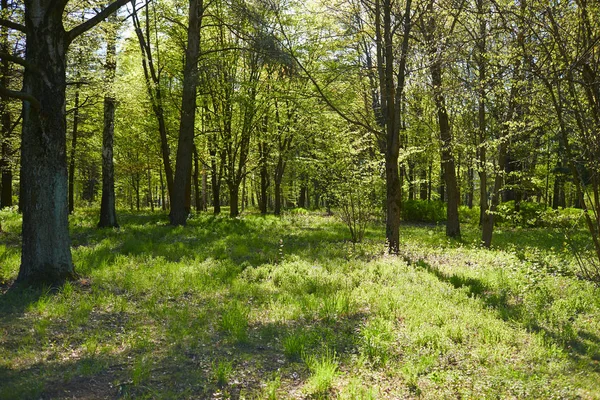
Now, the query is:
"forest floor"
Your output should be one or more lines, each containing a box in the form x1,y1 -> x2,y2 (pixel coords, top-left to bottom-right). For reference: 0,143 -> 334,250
1,208 -> 599,399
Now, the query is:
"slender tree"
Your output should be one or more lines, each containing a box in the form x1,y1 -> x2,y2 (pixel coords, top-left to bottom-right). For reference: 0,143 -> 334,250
171,0 -> 203,225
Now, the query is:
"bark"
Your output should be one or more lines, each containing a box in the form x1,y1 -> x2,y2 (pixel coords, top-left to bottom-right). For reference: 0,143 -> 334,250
229,183 -> 239,217
193,144 -> 201,212
385,156 -> 401,253
375,0 -> 412,253
68,85 -> 80,214
426,6 -> 460,238
171,0 -> 202,226
419,169 -> 428,200
0,0 -> 12,209
431,61 -> 460,237
98,16 -> 119,228
209,140 -> 222,215
18,4 -> 74,284
132,3 -> 174,204
274,180 -> 282,216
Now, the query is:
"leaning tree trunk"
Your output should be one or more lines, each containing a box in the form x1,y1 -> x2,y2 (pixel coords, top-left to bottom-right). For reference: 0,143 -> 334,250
171,0 -> 202,226
18,5 -> 75,284
98,17 -> 119,228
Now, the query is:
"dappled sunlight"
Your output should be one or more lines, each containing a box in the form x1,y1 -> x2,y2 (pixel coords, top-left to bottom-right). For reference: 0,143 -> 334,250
1,210 -> 599,398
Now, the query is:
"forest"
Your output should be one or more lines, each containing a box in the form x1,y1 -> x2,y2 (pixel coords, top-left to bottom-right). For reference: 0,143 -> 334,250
1,0 -> 600,398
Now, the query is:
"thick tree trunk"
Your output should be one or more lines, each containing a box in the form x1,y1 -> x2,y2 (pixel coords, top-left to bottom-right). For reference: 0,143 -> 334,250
171,0 -> 202,226
385,155 -> 401,253
18,4 -> 75,284
229,183 -> 239,217
299,185 -> 306,208
99,18 -> 119,228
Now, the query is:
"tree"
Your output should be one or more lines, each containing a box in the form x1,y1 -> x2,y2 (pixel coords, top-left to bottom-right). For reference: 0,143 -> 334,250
170,0 -> 203,226
98,13 -> 119,228
0,0 -> 130,285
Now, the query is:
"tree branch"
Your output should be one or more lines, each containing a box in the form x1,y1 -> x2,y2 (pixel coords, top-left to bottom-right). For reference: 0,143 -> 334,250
0,18 -> 26,33
0,51 -> 30,69
66,0 -> 131,43
0,84 -> 40,109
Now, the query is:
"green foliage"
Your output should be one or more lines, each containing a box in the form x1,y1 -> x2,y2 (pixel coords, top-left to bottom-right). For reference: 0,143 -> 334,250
212,360 -> 233,388
1,209 -> 599,398
402,200 -> 446,223
219,301 -> 249,344
496,201 -> 585,228
303,348 -> 339,397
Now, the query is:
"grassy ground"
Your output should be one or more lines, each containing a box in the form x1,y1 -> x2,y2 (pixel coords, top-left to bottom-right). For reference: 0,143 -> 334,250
0,208 -> 599,399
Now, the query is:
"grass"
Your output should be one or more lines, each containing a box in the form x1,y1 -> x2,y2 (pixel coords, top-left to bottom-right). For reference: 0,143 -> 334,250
0,207 -> 599,398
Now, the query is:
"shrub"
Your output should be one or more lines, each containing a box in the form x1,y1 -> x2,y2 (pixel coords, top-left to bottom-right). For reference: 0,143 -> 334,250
402,200 -> 446,223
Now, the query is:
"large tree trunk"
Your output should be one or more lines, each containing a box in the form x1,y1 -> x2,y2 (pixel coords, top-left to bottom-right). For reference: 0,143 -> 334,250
385,155 -> 401,253
229,183 -> 239,217
18,4 -> 75,284
98,17 -> 119,228
170,0 -> 202,226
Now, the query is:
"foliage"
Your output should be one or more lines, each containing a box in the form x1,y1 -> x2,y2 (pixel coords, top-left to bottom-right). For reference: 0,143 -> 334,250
402,200 -> 446,223
1,209 -> 599,398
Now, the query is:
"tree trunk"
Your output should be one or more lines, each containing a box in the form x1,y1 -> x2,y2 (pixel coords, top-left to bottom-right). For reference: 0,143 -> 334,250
171,0 -> 202,225
193,144 -> 201,212
430,53 -> 460,237
132,3 -> 174,205
419,169 -> 427,200
18,4 -> 74,284
159,164 -> 166,210
259,162 -> 269,214
385,156 -> 401,253
0,1 -> 12,209
274,180 -> 282,216
229,183 -> 239,217
68,84 -> 80,214
99,17 -> 119,228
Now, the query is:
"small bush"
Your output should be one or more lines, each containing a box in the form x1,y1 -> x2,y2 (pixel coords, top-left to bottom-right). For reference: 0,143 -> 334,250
402,200 -> 446,223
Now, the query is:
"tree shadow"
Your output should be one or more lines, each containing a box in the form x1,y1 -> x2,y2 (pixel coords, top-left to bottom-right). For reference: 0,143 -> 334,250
413,258 -> 600,369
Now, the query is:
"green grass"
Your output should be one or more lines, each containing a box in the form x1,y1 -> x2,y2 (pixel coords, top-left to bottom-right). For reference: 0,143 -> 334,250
0,208 -> 599,398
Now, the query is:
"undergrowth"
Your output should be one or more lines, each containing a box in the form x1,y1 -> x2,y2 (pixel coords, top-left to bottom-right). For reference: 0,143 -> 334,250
0,208 -> 599,399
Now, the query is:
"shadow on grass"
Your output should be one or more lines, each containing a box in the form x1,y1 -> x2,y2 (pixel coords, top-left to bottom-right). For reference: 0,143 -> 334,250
414,259 -> 600,369
0,301 -> 368,400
